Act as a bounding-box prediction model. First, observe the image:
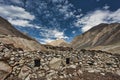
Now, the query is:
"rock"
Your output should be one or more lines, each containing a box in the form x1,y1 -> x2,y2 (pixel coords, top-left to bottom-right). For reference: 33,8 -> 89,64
46,70 -> 57,80
18,65 -> 31,80
69,65 -> 76,69
69,74 -> 72,77
10,57 -> 15,61
59,75 -> 64,78
19,59 -> 25,64
18,51 -> 24,54
87,68 -> 95,73
43,65 -> 49,71
116,70 -> 120,76
0,42 -> 120,80
49,58 -> 62,70
63,74 -> 67,78
9,60 -> 15,65
0,61 -> 12,80
38,72 -> 45,77
3,48 -> 9,52
100,73 -> 105,76
77,69 -> 83,74
4,52 -> 11,58
25,74 -> 31,80
31,73 -> 37,79
48,57 -> 52,61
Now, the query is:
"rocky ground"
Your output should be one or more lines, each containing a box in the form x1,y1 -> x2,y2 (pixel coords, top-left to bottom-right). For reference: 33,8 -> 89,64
0,42 -> 120,80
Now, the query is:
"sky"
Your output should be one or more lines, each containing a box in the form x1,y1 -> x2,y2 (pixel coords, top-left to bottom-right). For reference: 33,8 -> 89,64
0,0 -> 120,44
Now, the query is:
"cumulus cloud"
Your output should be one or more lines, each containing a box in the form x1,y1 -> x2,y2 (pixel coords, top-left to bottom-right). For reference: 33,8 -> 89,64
72,31 -> 76,34
38,38 -> 54,44
0,0 -> 4,3
75,9 -> 120,32
96,0 -> 100,2
0,5 -> 35,20
103,4 -> 110,10
51,0 -> 65,3
9,0 -> 22,4
0,3 -> 69,44
39,28 -> 68,44
40,28 -> 68,39
8,18 -> 32,27
57,2 -> 75,19
0,4 -> 35,27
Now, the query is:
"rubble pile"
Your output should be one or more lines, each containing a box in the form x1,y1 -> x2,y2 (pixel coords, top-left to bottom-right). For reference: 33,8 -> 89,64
0,42 -> 120,80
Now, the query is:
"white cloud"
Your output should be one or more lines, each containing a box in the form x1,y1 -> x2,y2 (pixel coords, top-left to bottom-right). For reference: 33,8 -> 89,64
8,18 -> 32,27
38,38 -> 54,44
8,18 -> 42,28
75,9 -> 120,32
0,4 -> 35,27
53,30 -> 68,39
0,4 -> 69,44
0,5 -> 35,20
52,0 -> 65,3
103,4 -> 110,10
40,28 -> 68,39
0,0 -> 4,3
56,1 -> 75,19
39,28 -> 68,43
72,31 -> 76,34
96,0 -> 100,2
44,39 -> 54,43
10,0 -> 22,4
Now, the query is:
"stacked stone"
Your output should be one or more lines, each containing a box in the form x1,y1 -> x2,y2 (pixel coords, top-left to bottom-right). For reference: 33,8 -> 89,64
0,42 -> 120,80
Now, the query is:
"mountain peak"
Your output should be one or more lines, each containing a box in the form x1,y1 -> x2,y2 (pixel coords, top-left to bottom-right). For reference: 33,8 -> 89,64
47,39 -> 69,47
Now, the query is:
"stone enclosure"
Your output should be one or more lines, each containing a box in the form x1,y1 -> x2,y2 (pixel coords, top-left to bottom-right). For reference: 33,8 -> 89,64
0,42 -> 120,80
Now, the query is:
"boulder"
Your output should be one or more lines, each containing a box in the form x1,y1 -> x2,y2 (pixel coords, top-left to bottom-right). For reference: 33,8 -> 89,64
0,61 -> 12,80
18,65 -> 31,80
116,70 -> 120,76
49,58 -> 62,70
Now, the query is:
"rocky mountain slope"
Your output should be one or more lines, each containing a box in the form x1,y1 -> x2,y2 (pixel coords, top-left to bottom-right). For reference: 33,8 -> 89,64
71,23 -> 120,54
0,16 -> 44,51
47,39 -> 69,47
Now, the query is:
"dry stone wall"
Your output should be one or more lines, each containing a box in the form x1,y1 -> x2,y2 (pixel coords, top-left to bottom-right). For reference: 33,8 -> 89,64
0,42 -> 120,80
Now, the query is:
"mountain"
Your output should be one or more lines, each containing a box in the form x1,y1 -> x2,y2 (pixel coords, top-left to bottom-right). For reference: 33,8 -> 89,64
0,16 -> 45,51
71,23 -> 120,54
47,39 -> 69,47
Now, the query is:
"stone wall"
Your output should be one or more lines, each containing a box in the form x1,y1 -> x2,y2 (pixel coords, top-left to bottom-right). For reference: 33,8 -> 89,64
0,42 -> 120,80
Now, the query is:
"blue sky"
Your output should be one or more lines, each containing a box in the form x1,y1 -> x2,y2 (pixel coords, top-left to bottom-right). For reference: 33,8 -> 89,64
0,0 -> 120,44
